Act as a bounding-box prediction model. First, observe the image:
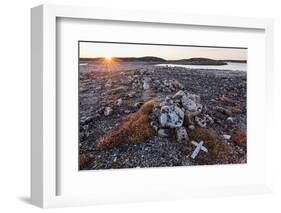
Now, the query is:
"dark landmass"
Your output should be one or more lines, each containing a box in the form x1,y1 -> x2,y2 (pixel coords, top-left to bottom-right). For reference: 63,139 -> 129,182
80,57 -> 246,65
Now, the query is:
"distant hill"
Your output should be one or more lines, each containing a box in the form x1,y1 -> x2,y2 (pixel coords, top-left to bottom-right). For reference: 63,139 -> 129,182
168,58 -> 227,65
80,57 -> 246,65
116,56 -> 166,62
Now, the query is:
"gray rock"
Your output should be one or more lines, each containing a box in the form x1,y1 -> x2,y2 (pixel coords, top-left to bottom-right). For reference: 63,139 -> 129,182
104,107 -> 113,116
223,134 -> 231,140
173,90 -> 186,99
188,125 -> 195,130
127,91 -> 137,98
226,117 -> 234,123
160,96 -> 173,107
116,98 -> 122,106
150,121 -> 158,132
158,129 -> 169,137
182,95 -> 197,111
194,114 -> 213,128
159,105 -> 184,128
195,116 -> 207,128
134,102 -> 143,108
176,127 -> 189,143
143,78 -> 150,90
174,106 -> 185,120
216,106 -> 232,116
105,81 -> 112,88
205,114 -> 214,124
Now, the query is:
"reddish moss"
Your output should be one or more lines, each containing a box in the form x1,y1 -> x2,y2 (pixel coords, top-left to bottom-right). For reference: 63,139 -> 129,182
189,128 -> 232,164
139,99 -> 159,114
232,129 -> 247,146
227,106 -> 242,114
96,100 -> 158,150
79,154 -> 92,169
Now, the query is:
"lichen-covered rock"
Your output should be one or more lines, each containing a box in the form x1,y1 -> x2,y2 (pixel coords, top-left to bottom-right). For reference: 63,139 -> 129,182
182,93 -> 201,112
159,105 -> 184,128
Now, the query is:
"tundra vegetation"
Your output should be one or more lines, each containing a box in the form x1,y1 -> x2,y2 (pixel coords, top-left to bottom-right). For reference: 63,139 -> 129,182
79,57 -> 247,170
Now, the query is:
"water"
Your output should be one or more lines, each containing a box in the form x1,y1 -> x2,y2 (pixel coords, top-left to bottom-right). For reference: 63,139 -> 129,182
155,62 -> 247,72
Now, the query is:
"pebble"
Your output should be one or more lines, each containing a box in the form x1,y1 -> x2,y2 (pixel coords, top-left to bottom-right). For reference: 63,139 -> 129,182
188,125 -> 195,130
216,106 -> 232,116
116,98 -> 123,106
223,134 -> 231,140
158,129 -> 169,137
104,107 -> 113,116
226,117 -> 234,123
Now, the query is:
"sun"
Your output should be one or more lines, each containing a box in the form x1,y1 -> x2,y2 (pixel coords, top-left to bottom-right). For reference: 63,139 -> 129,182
104,56 -> 112,61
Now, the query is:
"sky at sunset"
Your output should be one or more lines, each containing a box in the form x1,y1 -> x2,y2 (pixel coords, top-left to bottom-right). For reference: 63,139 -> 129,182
79,42 -> 247,61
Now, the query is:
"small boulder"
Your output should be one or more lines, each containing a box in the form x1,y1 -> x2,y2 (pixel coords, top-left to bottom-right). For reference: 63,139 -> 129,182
104,107 -> 113,116
176,127 -> 189,143
181,93 -> 201,112
159,105 -> 184,128
182,96 -> 197,111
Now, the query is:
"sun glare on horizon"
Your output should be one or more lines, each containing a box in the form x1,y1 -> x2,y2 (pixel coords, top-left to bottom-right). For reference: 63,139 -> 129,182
104,56 -> 113,61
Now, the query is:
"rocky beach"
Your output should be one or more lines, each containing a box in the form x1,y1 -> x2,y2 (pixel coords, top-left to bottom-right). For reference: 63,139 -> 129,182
79,59 -> 247,170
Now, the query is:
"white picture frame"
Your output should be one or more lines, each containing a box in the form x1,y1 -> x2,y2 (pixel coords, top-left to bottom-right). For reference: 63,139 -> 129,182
31,4 -> 274,208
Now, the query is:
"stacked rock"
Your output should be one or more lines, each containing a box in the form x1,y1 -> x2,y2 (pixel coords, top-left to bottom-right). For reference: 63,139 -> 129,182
149,90 -> 213,143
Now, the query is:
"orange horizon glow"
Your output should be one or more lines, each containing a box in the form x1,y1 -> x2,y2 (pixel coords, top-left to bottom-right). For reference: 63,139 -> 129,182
97,57 -> 119,73
104,57 -> 113,61
80,42 -> 247,61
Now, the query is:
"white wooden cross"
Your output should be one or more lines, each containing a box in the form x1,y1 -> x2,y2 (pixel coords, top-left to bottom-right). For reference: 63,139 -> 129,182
191,140 -> 208,159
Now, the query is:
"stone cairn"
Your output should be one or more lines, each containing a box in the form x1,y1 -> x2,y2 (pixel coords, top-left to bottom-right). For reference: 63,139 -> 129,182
149,90 -> 214,143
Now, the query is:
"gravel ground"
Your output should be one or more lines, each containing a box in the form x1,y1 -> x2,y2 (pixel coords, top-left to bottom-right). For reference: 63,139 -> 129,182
79,61 -> 247,170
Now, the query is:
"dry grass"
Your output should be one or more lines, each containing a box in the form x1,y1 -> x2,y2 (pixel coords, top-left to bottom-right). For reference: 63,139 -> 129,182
79,154 -> 92,169
189,128 -> 232,164
96,100 -> 158,150
231,129 -> 246,146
